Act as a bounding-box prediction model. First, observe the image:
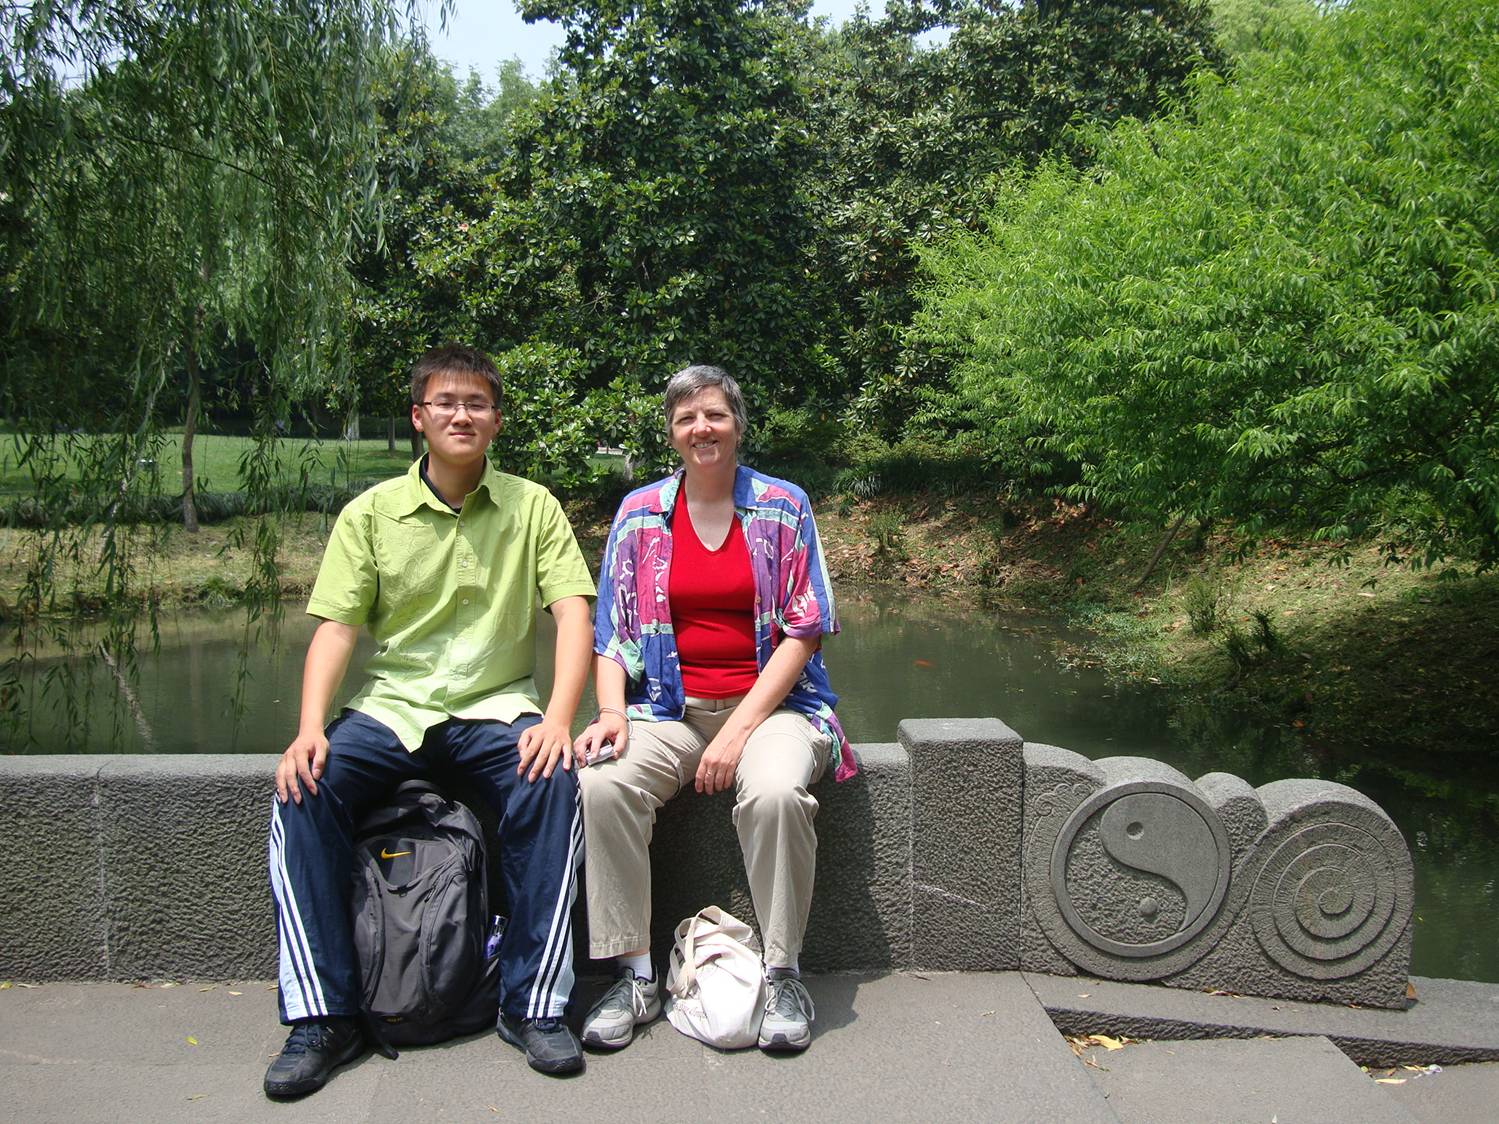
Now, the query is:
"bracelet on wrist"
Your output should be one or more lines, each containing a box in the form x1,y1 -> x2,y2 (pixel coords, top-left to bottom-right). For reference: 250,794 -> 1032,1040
595,705 -> 633,742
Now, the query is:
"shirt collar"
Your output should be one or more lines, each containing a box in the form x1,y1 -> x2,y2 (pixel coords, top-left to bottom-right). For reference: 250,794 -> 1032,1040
651,465 -> 754,517
394,455 -> 504,516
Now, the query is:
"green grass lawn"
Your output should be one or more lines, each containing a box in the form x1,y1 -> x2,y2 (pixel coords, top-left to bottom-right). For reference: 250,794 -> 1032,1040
0,432 -> 416,498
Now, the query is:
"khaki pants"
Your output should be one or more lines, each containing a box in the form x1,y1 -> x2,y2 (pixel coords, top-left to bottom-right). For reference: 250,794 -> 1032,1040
580,696 -> 830,967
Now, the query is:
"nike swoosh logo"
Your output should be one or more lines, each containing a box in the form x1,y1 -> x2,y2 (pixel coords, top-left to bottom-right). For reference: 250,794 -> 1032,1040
380,848 -> 413,859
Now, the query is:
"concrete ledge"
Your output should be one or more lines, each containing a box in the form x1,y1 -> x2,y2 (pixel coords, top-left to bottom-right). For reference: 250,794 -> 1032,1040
1077,1036 -> 1418,1124
1026,971 -> 1499,1066
1,715 -> 1427,1018
0,755 -> 281,981
97,756 -> 278,979
901,718 -> 1022,970
0,745 -> 915,980
0,756 -> 108,977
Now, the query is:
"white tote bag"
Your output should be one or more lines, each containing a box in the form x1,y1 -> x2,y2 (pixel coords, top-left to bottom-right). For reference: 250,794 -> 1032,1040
663,906 -> 767,1049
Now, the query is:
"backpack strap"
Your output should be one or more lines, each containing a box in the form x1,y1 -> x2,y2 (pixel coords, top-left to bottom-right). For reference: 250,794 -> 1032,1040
389,778 -> 448,802
359,1011 -> 400,1060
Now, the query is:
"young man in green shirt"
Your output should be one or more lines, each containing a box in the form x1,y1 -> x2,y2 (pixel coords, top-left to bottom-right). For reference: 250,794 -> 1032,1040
264,344 -> 596,1097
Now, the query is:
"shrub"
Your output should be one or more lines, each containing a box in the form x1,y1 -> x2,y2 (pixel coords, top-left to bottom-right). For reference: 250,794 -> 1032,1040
1184,576 -> 1223,636
866,510 -> 908,567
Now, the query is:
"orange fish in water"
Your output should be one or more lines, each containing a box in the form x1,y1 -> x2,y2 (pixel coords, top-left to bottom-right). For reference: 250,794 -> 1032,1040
913,658 -> 934,669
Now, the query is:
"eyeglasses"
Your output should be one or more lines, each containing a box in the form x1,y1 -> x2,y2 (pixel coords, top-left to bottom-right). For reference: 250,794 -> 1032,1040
417,399 -> 497,419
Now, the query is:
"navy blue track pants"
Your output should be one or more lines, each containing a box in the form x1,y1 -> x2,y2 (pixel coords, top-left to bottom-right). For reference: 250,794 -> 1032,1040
268,710 -> 582,1025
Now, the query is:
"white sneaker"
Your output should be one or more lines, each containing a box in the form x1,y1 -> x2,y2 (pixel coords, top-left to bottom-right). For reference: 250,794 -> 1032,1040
581,970 -> 661,1049
758,974 -> 814,1052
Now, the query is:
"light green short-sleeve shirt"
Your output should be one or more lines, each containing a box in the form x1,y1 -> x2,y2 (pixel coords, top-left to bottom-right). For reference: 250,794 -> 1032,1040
307,457 -> 596,750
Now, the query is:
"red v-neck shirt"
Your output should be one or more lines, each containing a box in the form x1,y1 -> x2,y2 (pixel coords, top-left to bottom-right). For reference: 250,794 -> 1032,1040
669,496 -> 759,698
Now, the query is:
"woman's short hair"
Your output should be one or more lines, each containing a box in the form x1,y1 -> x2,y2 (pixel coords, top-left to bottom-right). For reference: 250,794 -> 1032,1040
663,365 -> 748,435
410,343 -> 504,409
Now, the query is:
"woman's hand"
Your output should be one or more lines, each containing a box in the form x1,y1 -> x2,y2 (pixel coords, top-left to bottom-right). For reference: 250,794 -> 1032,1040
692,636 -> 820,796
573,708 -> 630,767
695,727 -> 749,796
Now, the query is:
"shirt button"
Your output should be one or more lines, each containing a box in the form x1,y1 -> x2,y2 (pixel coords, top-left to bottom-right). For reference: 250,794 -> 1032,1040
461,598 -> 470,606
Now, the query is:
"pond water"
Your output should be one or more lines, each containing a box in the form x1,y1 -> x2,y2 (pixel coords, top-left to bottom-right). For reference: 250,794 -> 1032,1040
7,591 -> 1497,984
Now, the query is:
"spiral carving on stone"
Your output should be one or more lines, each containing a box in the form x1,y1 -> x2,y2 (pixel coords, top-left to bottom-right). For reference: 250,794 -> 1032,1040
1248,815 -> 1412,980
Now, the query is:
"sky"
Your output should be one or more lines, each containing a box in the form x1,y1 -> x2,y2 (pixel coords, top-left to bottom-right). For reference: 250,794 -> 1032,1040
416,0 -> 882,83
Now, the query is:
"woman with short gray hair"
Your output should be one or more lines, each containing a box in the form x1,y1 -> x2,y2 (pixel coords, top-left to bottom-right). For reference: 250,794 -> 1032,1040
573,363 -> 856,1053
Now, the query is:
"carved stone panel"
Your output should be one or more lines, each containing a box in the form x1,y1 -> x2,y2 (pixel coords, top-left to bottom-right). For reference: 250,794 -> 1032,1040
1021,746 -> 1415,1008
1239,780 -> 1414,983
1027,756 -> 1241,981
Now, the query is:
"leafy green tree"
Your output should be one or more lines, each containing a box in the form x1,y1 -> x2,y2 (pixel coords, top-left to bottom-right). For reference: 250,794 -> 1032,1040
1,1 -> 439,743
449,61 -> 542,167
494,0 -> 832,465
342,43 -> 600,486
1208,0 -> 1323,61
915,0 -> 1499,562
346,41 -> 527,458
808,0 -> 1223,437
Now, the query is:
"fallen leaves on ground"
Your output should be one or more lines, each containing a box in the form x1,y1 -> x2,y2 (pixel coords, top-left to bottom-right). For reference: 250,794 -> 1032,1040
1364,1063 -> 1442,1085
1066,1032 -> 1134,1057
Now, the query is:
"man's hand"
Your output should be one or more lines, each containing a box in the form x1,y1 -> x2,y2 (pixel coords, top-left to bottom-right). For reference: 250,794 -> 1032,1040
518,716 -> 575,782
275,619 -> 356,804
695,728 -> 748,796
573,709 -> 630,767
276,728 -> 329,805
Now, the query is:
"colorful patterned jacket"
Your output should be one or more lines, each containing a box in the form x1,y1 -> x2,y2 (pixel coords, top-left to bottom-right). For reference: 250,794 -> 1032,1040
594,464 -> 855,781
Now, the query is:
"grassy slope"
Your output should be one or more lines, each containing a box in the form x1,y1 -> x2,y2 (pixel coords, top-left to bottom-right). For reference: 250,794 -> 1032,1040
816,493 -> 1499,778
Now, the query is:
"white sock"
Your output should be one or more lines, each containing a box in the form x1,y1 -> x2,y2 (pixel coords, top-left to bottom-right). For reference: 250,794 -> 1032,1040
621,952 -> 654,982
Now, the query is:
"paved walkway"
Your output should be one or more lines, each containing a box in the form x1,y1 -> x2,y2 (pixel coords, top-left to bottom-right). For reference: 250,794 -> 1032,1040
4,973 -> 1498,1122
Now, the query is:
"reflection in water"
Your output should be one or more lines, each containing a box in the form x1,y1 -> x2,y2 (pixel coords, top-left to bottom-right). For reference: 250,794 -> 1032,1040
7,592 -> 1497,983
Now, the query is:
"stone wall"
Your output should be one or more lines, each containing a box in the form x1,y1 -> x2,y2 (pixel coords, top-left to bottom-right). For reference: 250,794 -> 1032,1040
0,718 -> 1415,1007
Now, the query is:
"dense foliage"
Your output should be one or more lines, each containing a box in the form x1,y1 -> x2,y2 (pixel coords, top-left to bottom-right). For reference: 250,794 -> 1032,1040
807,0 -> 1223,435
1,1 -> 437,743
915,0 -> 1499,563
480,0 -> 1222,461
346,48 -> 536,455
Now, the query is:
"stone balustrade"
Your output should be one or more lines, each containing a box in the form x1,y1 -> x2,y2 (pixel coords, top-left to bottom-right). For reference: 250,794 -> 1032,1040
0,718 -> 1414,1008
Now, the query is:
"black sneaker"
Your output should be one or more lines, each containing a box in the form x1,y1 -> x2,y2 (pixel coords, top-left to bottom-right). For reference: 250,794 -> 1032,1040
496,1013 -> 584,1075
263,1017 -> 366,1098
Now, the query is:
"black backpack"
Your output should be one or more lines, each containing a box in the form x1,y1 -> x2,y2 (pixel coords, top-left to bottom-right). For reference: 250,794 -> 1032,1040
350,779 -> 502,1047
